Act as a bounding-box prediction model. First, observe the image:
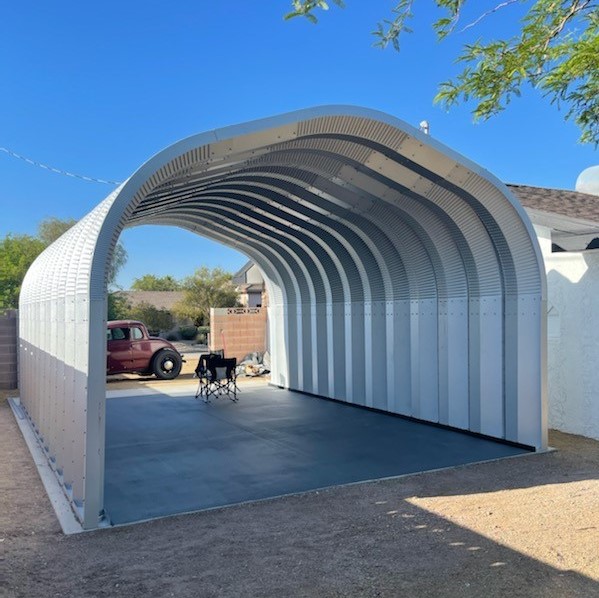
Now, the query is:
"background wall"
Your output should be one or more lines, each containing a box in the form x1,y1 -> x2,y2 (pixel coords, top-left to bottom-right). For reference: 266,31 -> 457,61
210,307 -> 268,362
0,310 -> 18,390
536,225 -> 599,441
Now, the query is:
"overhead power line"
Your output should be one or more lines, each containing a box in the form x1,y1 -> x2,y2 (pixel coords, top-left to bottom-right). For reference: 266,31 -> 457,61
0,146 -> 122,185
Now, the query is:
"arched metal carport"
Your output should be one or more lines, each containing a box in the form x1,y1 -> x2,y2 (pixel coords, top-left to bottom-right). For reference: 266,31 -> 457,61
18,106 -> 547,529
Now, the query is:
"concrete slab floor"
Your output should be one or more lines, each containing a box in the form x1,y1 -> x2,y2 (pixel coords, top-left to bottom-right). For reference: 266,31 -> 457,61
104,387 -> 529,525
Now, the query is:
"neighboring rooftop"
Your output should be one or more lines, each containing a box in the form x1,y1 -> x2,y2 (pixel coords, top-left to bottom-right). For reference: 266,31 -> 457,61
233,261 -> 264,286
116,291 -> 184,311
508,184 -> 599,223
507,184 -> 599,251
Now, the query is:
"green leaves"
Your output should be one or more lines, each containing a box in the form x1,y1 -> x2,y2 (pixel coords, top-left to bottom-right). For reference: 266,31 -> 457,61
0,235 -> 45,308
434,1 -> 599,143
372,1 -> 414,51
107,292 -> 132,321
285,0 -> 599,144
285,0 -> 345,23
0,217 -> 129,309
173,267 -> 238,327
37,217 -> 77,245
131,274 -> 182,291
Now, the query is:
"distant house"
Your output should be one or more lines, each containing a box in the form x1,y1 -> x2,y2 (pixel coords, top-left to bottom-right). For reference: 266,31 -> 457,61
233,261 -> 268,308
508,184 -> 599,251
115,290 -> 185,312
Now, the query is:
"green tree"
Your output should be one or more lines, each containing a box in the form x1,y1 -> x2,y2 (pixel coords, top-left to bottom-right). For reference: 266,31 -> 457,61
107,292 -> 132,321
37,217 -> 77,245
106,243 -> 128,287
128,301 -> 174,334
286,1 -> 599,144
0,217 -> 128,309
36,216 -> 127,286
131,274 -> 181,291
0,235 -> 46,308
173,267 -> 238,326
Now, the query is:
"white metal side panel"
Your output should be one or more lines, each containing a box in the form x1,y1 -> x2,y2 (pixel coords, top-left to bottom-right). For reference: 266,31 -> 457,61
445,298 -> 470,430
515,294 -> 546,448
315,302 -> 329,396
331,302 -> 346,401
477,296 -> 504,439
416,299 -> 439,422
268,304 -> 287,387
389,300 -> 411,416
368,301 -> 388,411
84,298 -> 107,528
347,302 -> 366,406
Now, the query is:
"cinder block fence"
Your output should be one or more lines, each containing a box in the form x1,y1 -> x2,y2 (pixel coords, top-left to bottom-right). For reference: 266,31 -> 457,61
210,307 -> 267,362
0,310 -> 18,390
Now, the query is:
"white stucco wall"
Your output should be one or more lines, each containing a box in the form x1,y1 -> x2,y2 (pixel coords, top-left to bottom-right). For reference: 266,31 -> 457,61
535,225 -> 599,440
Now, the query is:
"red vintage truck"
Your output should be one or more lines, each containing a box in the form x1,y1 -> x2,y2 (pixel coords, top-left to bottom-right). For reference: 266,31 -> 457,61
106,320 -> 184,379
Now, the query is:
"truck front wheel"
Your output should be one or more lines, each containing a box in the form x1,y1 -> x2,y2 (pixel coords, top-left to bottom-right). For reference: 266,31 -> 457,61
152,349 -> 182,380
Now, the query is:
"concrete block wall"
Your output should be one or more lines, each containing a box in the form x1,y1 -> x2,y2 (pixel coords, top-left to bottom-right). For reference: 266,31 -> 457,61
210,307 -> 267,362
0,310 -> 18,390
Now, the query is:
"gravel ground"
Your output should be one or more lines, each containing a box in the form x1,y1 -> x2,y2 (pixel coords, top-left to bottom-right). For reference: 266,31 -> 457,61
1,384 -> 598,597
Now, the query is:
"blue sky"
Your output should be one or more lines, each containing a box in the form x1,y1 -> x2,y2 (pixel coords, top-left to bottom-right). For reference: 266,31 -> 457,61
1,2 -> 596,288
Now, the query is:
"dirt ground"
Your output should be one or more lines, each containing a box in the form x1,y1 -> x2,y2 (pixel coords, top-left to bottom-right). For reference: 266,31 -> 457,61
1,380 -> 598,598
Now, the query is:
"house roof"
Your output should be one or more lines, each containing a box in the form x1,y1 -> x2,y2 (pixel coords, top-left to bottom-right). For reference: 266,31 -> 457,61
232,261 -> 254,285
507,184 -> 599,223
507,184 -> 599,250
116,291 -> 184,311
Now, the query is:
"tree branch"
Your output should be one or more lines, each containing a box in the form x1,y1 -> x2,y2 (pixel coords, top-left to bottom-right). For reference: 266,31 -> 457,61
458,0 -> 520,34
541,0 -> 592,52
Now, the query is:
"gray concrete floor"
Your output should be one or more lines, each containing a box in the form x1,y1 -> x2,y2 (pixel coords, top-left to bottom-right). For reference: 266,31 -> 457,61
104,387 -> 528,525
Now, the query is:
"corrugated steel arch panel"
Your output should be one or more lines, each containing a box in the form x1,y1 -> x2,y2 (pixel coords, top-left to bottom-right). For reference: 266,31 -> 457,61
231,168 -> 450,301
146,189 -> 354,304
196,176 -> 390,301
164,202 -> 327,305
242,147 -> 472,299
177,195 -> 339,304
18,106 -> 546,529
183,150 -> 463,296
231,146 -> 479,299
348,135 -> 532,296
136,165 -> 397,304
300,136 -> 505,297
182,182 -> 370,303
270,130 -> 538,298
218,168 -> 441,301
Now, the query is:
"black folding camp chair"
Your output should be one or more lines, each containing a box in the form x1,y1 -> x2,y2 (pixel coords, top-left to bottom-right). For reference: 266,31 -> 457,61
194,350 -> 224,399
195,353 -> 237,402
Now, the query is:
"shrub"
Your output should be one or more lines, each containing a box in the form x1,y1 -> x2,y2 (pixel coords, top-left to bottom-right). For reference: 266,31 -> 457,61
129,301 -> 174,334
179,325 -> 198,340
196,325 -> 210,344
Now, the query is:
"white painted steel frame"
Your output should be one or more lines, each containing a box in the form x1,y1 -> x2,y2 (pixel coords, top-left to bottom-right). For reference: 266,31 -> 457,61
18,106 -> 547,529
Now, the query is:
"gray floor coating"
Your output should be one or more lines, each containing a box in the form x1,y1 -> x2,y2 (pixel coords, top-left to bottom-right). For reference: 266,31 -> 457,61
104,387 -> 529,525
